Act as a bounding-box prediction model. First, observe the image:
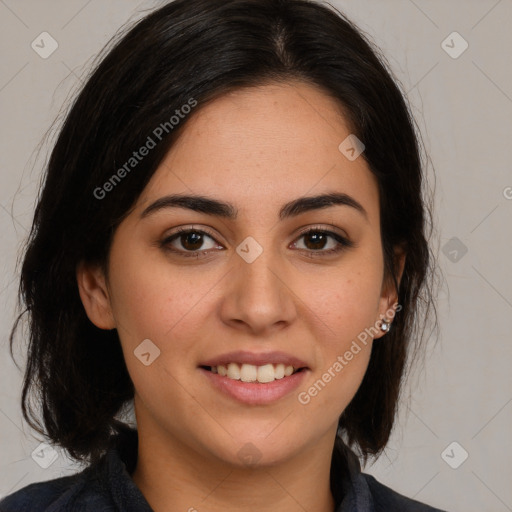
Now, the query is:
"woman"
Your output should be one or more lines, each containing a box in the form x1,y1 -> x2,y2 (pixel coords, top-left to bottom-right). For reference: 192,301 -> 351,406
1,0 -> 445,510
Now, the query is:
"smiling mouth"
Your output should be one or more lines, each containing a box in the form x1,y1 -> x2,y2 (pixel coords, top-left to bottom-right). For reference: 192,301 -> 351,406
200,363 -> 306,384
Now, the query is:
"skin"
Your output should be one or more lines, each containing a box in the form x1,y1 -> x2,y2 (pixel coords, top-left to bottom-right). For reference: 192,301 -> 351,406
77,81 -> 405,512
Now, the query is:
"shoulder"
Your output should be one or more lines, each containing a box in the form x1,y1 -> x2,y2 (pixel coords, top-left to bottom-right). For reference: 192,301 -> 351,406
362,473 -> 448,512
0,467 -> 114,512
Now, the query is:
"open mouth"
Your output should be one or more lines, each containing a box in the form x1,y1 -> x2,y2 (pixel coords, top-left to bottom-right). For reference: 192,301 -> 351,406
200,363 -> 307,384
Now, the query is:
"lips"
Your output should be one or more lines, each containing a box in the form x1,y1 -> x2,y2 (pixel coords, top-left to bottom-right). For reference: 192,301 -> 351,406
199,365 -> 309,404
198,350 -> 310,403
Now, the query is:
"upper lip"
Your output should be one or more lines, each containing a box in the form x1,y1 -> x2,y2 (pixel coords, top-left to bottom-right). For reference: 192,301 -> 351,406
199,350 -> 309,369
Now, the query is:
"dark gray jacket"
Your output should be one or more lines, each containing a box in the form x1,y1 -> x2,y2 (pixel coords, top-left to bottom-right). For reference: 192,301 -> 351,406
0,431 -> 448,511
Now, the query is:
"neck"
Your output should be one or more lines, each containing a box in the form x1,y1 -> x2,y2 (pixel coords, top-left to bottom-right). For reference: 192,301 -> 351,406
131,423 -> 338,512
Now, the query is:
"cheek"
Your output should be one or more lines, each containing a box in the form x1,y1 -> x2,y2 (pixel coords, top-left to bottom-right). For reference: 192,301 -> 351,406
106,256 -> 207,405
292,255 -> 382,408
107,241 -> 206,340
106,244 -> 222,391
299,259 -> 383,347
297,277 -> 377,418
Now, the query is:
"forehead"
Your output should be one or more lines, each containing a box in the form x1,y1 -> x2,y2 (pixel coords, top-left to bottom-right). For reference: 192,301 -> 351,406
138,81 -> 379,222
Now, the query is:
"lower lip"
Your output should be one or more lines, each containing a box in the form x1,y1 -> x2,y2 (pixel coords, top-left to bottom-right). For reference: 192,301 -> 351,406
199,367 -> 309,405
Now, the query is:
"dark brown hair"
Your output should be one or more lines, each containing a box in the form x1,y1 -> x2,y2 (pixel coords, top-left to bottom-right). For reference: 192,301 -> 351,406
10,0 -> 438,467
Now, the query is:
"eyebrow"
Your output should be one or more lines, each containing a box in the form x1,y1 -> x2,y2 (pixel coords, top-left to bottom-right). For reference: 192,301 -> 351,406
140,192 -> 368,221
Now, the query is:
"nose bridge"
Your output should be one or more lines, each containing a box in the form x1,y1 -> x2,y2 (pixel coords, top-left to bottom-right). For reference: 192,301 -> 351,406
239,241 -> 282,299
223,233 -> 297,331
236,234 -> 284,299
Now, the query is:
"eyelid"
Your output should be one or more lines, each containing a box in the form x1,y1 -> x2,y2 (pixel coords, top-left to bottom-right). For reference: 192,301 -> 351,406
161,224 -> 221,242
295,223 -> 349,239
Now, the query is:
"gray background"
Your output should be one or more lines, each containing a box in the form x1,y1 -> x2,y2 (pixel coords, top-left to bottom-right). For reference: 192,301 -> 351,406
1,1 -> 511,511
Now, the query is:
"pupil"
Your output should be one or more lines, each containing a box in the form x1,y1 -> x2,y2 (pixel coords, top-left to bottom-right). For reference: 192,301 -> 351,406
182,232 -> 203,250
305,232 -> 325,250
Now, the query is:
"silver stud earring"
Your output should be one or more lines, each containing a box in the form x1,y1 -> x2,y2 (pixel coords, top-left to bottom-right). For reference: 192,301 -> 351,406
380,320 -> 391,332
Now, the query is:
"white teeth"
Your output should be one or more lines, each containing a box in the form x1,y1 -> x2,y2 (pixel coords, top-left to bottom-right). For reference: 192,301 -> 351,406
257,364 -> 275,383
274,363 -> 285,379
240,364 -> 258,382
211,363 -> 300,383
227,363 -> 240,380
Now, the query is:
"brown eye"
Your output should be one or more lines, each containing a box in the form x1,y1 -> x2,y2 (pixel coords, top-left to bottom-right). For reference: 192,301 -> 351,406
179,231 -> 205,251
160,227 -> 223,257
293,229 -> 353,255
302,231 -> 330,250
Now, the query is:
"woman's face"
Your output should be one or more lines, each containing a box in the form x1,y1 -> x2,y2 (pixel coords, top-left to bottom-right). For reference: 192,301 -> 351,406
80,81 -> 402,467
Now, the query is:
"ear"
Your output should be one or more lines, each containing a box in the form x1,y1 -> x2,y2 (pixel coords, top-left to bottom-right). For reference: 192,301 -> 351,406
373,245 -> 406,340
76,261 -> 116,330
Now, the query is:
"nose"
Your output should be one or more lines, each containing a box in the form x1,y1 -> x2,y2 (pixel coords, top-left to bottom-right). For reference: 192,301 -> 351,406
219,244 -> 298,336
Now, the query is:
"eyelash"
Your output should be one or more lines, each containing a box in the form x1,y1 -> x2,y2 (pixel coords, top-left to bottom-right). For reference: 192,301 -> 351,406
159,225 -> 354,259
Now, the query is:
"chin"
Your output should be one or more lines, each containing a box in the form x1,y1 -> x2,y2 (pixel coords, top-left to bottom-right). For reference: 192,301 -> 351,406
223,433 -> 304,469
